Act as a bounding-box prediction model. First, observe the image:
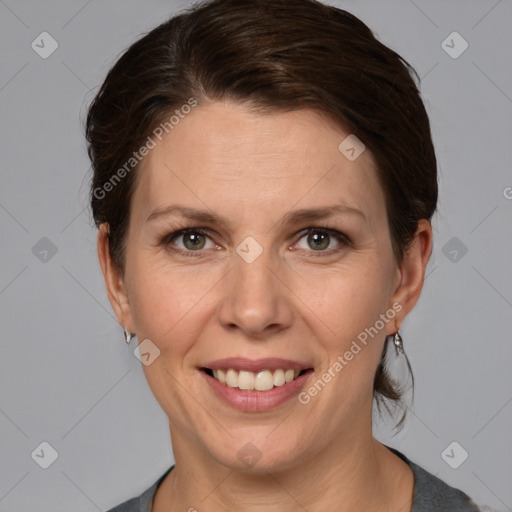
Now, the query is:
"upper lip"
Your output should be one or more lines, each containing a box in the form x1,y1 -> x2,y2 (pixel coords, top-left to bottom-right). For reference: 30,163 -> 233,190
202,357 -> 313,373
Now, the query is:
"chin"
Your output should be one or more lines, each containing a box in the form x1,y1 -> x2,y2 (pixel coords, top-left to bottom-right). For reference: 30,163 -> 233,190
206,432 -> 310,474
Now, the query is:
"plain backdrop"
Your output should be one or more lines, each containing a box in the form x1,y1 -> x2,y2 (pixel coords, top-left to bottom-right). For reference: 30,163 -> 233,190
0,1 -> 511,511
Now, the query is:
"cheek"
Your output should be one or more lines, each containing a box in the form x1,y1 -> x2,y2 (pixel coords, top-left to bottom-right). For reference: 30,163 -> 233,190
126,257 -> 219,351
301,262 -> 396,403
126,265 -> 211,410
305,260 -> 395,348
124,259 -> 231,428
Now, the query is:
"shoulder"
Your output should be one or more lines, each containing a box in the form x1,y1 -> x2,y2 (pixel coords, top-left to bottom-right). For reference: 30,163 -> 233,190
105,465 -> 175,512
410,460 -> 481,511
105,496 -> 140,512
386,446 -> 481,512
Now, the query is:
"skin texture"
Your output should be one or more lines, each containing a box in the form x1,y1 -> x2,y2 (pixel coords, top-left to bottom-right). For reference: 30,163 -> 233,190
97,100 -> 432,512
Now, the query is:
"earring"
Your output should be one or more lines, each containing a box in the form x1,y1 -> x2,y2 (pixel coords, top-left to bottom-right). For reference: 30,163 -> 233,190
393,331 -> 404,356
124,327 -> 134,344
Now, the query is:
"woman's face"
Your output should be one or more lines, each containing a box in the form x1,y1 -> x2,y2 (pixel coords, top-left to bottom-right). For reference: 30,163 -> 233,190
100,100 -> 429,471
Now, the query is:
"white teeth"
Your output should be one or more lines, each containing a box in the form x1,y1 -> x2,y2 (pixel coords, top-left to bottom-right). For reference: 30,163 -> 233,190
238,370 -> 255,390
255,370 -> 274,391
272,369 -> 286,387
213,369 -> 227,384
209,367 -> 306,391
226,368 -> 239,388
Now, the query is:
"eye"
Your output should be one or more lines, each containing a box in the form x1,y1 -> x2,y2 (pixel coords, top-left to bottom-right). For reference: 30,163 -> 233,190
294,228 -> 349,254
162,228 -> 217,255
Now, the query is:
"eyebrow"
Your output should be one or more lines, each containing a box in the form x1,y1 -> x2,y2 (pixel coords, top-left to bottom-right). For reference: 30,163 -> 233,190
146,204 -> 366,228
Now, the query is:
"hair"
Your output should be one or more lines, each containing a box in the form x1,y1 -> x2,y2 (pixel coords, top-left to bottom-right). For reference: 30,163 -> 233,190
85,0 -> 438,430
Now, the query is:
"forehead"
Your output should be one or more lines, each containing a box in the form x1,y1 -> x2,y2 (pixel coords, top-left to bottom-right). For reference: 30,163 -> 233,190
132,101 -> 385,228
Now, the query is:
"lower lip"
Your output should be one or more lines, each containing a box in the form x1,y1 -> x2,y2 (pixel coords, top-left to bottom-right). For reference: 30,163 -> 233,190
200,369 -> 313,412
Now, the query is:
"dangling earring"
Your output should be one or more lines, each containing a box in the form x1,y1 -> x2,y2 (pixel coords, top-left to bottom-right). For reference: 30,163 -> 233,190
393,331 -> 404,356
383,330 -> 409,388
124,327 -> 134,344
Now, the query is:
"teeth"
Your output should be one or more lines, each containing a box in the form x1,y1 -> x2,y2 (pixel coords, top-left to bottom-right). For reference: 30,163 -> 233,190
210,368 -> 305,391
273,369 -> 286,387
238,370 -> 254,390
255,370 -> 274,391
226,368 -> 239,388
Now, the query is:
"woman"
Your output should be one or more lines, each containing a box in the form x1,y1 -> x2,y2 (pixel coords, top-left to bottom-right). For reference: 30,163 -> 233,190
86,0 -> 482,510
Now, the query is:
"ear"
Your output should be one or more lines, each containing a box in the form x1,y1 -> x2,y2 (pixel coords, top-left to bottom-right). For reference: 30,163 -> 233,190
387,219 -> 433,334
97,223 -> 135,332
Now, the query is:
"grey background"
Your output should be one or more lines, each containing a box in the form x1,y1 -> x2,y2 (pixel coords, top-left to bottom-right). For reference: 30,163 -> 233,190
0,0 -> 510,510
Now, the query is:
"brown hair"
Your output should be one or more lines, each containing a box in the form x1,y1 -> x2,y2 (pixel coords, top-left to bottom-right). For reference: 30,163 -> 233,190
85,0 -> 437,430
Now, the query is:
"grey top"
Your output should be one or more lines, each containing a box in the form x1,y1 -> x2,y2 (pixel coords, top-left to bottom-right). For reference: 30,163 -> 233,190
106,446 -> 481,512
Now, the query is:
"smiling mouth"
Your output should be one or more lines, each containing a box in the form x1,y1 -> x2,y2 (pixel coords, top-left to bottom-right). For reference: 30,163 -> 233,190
201,367 -> 313,391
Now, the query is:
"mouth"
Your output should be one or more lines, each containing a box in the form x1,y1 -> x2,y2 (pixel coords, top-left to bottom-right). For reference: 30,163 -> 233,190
198,358 -> 315,411
200,367 -> 314,391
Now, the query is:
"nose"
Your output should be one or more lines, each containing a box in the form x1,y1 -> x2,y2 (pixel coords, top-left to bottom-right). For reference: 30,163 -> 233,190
216,243 -> 294,339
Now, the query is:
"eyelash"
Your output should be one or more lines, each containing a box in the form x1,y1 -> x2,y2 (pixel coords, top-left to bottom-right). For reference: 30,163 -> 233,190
159,225 -> 351,258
